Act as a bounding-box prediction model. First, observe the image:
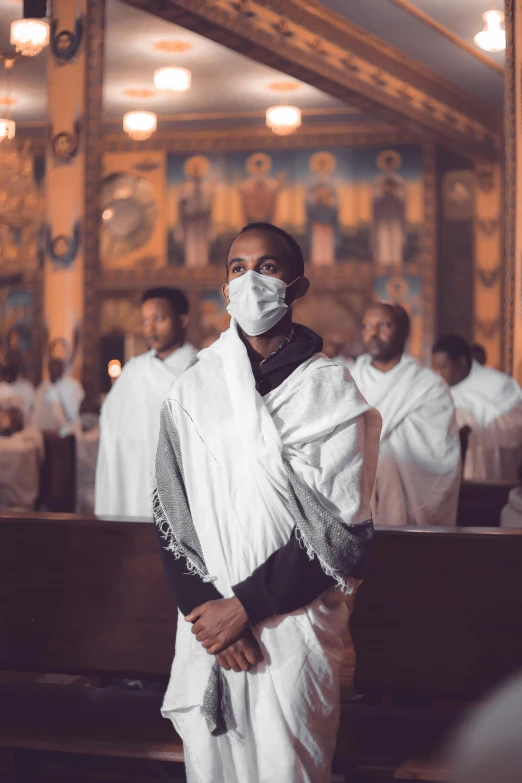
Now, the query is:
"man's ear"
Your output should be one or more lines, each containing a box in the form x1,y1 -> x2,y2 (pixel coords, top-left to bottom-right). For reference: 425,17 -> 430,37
287,276 -> 310,305
222,283 -> 229,304
180,314 -> 189,330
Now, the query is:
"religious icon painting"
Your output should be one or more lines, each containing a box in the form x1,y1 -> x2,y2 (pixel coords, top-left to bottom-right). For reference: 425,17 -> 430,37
50,6 -> 83,64
50,118 -> 81,163
46,221 -> 81,268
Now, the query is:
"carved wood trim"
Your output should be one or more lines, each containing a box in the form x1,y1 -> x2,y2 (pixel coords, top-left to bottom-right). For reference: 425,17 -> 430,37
120,0 -> 500,158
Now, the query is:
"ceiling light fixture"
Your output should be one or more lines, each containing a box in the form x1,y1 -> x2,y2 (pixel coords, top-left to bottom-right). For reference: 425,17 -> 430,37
123,110 -> 157,141
266,104 -> 301,135
10,19 -> 50,57
474,9 -> 506,53
153,66 -> 191,93
0,118 -> 15,141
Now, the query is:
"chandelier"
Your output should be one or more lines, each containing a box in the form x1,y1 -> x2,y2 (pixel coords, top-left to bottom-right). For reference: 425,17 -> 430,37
266,104 -> 301,136
0,118 -> 15,141
123,110 -> 157,141
10,19 -> 50,57
153,66 -> 191,92
474,9 -> 506,53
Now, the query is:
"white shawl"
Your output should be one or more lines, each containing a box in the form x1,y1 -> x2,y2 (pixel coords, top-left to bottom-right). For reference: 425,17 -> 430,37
154,321 -> 380,783
351,353 -> 460,527
95,344 -> 196,518
451,362 -> 522,482
31,376 -> 85,436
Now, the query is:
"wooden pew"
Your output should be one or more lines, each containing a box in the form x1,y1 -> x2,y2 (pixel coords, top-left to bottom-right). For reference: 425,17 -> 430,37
336,526 -> 522,779
1,514 -> 522,782
457,480 -> 515,527
36,434 -> 76,513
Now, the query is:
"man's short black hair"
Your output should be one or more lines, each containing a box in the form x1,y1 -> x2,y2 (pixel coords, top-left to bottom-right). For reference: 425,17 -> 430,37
227,222 -> 305,278
432,334 -> 472,363
142,287 -> 189,316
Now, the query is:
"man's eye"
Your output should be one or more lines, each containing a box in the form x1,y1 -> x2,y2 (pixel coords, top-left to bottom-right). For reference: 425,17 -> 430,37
232,265 -> 244,274
261,263 -> 275,272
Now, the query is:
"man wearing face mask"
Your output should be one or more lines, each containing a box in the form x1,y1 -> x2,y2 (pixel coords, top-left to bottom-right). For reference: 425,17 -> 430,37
153,222 -> 381,783
351,302 -> 460,527
95,288 -> 196,517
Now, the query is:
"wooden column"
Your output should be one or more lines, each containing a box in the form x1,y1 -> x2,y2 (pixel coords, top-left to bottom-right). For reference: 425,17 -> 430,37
44,0 -> 104,398
504,0 -> 522,381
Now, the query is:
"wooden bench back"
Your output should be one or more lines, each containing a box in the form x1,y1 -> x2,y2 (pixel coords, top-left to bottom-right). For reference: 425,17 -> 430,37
0,514 -> 176,679
351,527 -> 522,701
457,480 -> 514,527
36,435 -> 77,513
2,515 -> 522,702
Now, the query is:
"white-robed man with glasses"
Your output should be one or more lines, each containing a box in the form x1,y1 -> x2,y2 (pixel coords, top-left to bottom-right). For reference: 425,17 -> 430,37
153,222 -> 381,783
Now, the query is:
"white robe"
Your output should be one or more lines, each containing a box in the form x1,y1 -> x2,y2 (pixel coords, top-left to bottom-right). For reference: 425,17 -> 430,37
500,487 -> 522,528
450,362 -> 522,482
351,354 -> 461,527
0,427 -> 44,510
0,378 -> 35,424
156,322 -> 381,783
95,344 -> 196,518
31,376 -> 85,436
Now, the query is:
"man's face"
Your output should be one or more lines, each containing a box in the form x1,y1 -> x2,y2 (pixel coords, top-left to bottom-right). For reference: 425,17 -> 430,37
142,297 -> 184,354
431,351 -> 468,387
49,358 -> 64,384
362,304 -> 404,362
223,229 -> 305,305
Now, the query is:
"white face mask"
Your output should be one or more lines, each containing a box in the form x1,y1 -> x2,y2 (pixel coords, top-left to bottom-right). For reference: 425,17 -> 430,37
226,271 -> 299,337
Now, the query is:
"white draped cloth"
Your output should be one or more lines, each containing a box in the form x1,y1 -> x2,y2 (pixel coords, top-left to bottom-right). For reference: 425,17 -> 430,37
450,362 -> 522,482
155,321 -> 380,783
351,354 -> 460,527
0,428 -> 44,510
31,376 -> 85,436
500,487 -> 522,528
0,378 -> 35,423
95,344 -> 196,518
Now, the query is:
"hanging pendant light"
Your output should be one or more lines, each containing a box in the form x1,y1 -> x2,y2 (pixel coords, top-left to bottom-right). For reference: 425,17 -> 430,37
10,19 -> 50,57
474,9 -> 506,53
123,110 -> 157,141
0,118 -> 15,141
153,66 -> 191,93
266,104 -> 301,136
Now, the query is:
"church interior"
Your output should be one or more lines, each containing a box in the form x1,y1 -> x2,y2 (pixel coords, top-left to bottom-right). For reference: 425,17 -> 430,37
1,0 -> 522,781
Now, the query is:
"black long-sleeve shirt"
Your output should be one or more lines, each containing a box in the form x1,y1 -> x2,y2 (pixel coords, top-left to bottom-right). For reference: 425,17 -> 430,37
155,325 -> 337,624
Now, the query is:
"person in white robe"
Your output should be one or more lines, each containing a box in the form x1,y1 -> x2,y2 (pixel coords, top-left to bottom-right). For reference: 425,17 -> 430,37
0,351 -> 35,423
0,407 -> 44,510
95,287 -> 196,518
31,358 -> 85,436
432,335 -> 522,482
351,302 -> 460,527
153,223 -> 381,783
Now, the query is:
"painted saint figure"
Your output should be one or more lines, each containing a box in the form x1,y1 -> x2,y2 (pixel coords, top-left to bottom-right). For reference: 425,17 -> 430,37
177,155 -> 213,268
371,150 -> 406,269
238,153 -> 285,225
306,151 -> 339,266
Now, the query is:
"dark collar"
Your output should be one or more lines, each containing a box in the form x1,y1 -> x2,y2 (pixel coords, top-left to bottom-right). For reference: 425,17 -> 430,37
253,324 -> 323,396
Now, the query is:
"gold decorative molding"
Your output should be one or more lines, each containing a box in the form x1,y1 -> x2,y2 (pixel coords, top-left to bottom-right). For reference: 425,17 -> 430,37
104,122 -> 415,153
387,0 -> 504,76
121,0 -> 500,157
